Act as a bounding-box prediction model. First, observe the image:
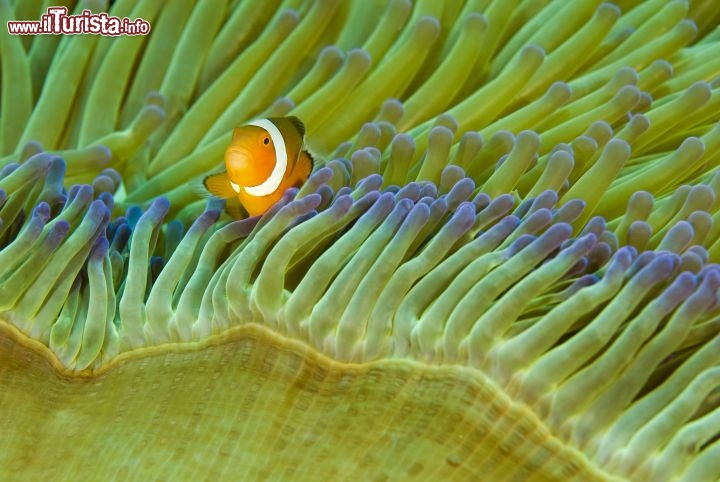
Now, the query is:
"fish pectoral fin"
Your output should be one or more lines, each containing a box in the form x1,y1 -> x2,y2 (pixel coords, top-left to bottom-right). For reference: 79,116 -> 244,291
190,177 -> 216,199
203,172 -> 239,199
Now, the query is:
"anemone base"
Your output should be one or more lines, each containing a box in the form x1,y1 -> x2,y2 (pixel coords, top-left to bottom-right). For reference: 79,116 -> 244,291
0,320 -> 616,481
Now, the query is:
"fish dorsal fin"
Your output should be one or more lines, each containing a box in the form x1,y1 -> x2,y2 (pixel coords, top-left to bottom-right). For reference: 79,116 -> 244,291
286,116 -> 306,138
203,171 -> 239,199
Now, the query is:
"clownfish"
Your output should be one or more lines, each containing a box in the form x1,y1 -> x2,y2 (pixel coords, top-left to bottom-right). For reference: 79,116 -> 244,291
203,116 -> 314,217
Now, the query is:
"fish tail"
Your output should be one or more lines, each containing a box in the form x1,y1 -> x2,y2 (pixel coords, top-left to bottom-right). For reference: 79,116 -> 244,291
297,150 -> 314,180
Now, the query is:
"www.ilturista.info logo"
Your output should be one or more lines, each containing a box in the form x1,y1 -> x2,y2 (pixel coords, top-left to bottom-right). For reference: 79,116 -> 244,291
7,7 -> 151,36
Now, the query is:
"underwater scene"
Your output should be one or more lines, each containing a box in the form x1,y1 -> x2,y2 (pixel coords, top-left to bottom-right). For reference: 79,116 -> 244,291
2,0 -> 720,480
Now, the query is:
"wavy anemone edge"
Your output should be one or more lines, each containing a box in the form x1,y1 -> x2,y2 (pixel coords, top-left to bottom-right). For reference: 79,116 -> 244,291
0,315 -> 618,482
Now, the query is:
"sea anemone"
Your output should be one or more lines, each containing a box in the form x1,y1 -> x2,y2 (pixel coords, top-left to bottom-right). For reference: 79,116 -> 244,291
2,0 -> 720,480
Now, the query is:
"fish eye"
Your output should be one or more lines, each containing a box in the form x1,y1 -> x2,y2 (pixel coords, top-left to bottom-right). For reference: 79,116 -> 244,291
263,137 -> 270,145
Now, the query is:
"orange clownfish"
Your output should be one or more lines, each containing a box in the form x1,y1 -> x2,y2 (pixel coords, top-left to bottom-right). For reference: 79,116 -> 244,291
203,116 -> 314,217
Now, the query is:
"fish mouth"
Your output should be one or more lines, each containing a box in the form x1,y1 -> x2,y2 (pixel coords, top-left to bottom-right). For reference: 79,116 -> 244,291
225,147 -> 269,187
